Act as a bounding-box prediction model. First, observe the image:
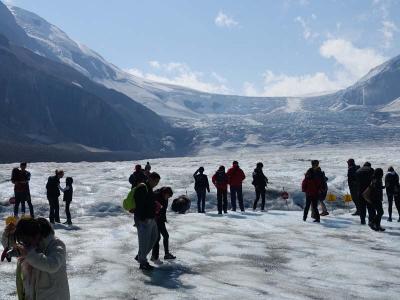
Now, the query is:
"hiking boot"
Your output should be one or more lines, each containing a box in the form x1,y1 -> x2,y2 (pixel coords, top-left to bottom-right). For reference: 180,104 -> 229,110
150,257 -> 163,265
369,223 -> 378,231
351,211 -> 360,216
378,226 -> 386,232
164,253 -> 176,260
398,218 -> 400,222
388,217 -> 392,222
320,211 -> 329,216
313,219 -> 320,223
231,209 -> 236,212
361,219 -> 366,225
140,262 -> 154,271
303,217 -> 307,222
134,255 -> 139,262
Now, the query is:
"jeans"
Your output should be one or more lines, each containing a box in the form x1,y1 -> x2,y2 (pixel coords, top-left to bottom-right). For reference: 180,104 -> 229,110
65,200 -> 72,223
217,189 -> 228,214
387,193 -> 400,219
136,218 -> 158,264
303,195 -> 320,221
48,196 -> 60,223
230,186 -> 244,211
152,221 -> 169,260
196,189 -> 207,213
253,188 -> 266,210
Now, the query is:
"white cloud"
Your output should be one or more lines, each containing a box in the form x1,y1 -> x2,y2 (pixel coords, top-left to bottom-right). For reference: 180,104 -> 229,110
215,11 -> 238,28
243,39 -> 387,97
126,62 -> 231,94
294,16 -> 319,40
373,0 -> 398,49
381,20 -> 398,48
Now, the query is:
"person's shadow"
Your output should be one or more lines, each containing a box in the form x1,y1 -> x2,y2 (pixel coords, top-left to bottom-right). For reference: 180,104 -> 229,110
143,263 -> 197,290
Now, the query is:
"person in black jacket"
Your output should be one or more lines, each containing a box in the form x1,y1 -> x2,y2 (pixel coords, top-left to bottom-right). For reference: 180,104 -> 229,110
129,165 -> 147,188
347,159 -> 360,216
62,177 -> 74,225
385,166 -> 400,222
370,168 -> 385,231
151,187 -> 176,264
252,162 -> 268,211
193,167 -> 210,213
46,170 -> 64,224
134,172 -> 160,271
355,162 -> 375,225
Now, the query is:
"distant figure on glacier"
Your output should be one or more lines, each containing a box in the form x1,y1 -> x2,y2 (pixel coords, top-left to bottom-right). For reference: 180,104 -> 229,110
227,161 -> 246,212
355,162 -> 375,226
369,168 -> 385,231
61,177 -> 74,225
212,166 -> 229,214
193,167 -> 210,213
144,162 -> 152,178
11,162 -> 34,218
385,167 -> 400,222
310,160 -> 329,217
151,187 -> 176,264
129,164 -> 147,188
46,170 -> 64,224
252,162 -> 268,212
134,172 -> 160,271
301,168 -> 321,223
347,159 -> 361,216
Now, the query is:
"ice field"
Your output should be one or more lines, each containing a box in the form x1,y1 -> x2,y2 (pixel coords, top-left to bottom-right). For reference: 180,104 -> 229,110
1,146 -> 400,299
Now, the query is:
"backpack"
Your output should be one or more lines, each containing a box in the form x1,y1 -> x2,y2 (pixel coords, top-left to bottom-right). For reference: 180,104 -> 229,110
122,183 -> 147,212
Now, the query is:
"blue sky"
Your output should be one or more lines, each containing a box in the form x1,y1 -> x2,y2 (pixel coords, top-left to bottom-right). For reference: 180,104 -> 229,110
5,0 -> 400,96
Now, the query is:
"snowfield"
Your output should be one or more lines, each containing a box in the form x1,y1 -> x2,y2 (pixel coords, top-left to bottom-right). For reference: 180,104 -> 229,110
1,146 -> 400,299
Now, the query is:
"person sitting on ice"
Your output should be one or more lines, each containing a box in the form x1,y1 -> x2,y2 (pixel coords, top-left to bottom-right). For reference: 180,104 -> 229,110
151,187 -> 176,264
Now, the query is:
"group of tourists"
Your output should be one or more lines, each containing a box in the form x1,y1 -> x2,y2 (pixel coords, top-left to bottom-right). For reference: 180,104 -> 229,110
11,163 -> 74,226
193,161 -> 268,214
302,158 -> 400,232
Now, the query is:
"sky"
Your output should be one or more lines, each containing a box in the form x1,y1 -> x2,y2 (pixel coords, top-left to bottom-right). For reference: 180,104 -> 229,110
4,0 -> 400,97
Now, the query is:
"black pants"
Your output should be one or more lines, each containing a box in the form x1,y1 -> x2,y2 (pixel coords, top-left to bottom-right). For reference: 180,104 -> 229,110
349,184 -> 360,212
48,196 -> 60,223
253,188 -> 266,210
373,200 -> 384,228
303,195 -> 320,221
230,186 -> 244,211
152,221 -> 169,260
196,189 -> 207,213
65,200 -> 72,223
387,193 -> 400,219
359,193 -> 376,223
14,192 -> 34,217
217,189 -> 228,214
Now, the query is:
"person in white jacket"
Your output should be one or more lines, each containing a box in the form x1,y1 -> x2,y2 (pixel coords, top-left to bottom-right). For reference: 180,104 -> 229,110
14,217 -> 70,300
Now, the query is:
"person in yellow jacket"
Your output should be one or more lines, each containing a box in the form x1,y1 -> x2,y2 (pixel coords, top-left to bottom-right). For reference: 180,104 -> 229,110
14,217 -> 70,300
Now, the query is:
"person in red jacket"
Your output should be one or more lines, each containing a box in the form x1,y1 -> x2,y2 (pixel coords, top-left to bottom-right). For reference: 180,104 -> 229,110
302,168 -> 322,223
212,166 -> 229,214
227,161 -> 246,212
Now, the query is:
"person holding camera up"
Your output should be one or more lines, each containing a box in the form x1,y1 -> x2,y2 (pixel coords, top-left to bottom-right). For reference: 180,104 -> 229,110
14,217 -> 70,299
193,167 -> 210,213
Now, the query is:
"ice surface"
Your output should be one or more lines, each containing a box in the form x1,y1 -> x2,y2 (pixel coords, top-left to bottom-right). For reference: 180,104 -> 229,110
1,146 -> 400,299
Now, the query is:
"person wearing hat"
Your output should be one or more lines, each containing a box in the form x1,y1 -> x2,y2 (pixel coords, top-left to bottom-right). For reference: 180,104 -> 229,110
355,162 -> 375,225
46,170 -> 64,224
252,162 -> 269,211
212,166 -> 229,214
193,167 -> 210,213
385,166 -> 400,222
227,161 -> 246,212
129,164 -> 147,188
347,159 -> 361,216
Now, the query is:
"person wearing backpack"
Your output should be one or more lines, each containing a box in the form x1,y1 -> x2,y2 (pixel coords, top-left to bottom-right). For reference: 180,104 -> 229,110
134,172 -> 161,271
356,162 -> 375,225
385,166 -> 400,222
227,161 -> 246,212
252,162 -> 268,211
212,166 -> 229,214
347,159 -> 361,216
11,162 -> 34,218
62,177 -> 74,225
193,167 -> 210,213
151,187 -> 176,264
46,170 -> 64,224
